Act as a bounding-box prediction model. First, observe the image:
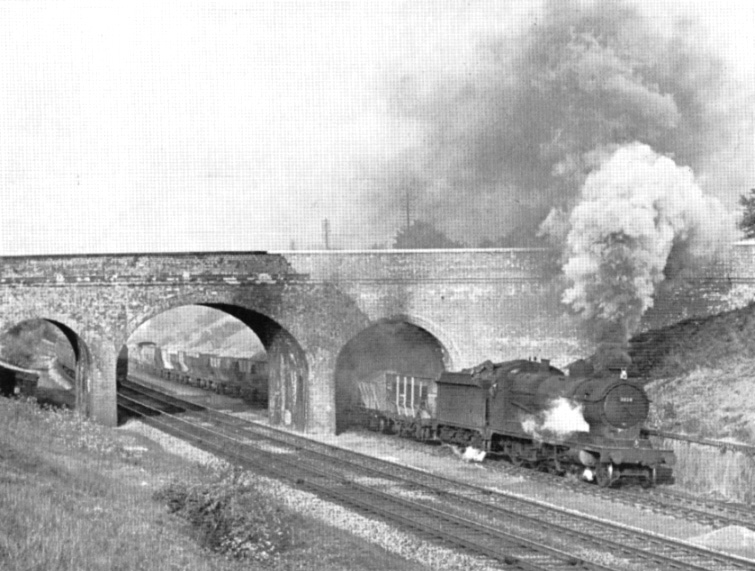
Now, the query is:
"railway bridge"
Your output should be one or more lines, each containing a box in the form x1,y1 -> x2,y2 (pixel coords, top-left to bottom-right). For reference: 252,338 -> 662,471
1,247 -> 753,433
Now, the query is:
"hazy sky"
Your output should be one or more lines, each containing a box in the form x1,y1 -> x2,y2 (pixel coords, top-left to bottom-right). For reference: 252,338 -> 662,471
0,0 -> 752,255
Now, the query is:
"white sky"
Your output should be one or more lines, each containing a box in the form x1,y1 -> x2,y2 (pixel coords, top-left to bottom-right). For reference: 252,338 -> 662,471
0,0 -> 752,255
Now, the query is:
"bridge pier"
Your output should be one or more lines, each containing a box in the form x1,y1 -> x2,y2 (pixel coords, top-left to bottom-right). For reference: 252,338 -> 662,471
85,336 -> 118,427
305,349 -> 337,434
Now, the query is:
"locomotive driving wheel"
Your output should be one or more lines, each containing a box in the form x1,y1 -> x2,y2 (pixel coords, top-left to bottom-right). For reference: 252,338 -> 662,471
640,467 -> 656,488
595,462 -> 616,488
378,417 -> 387,433
548,457 -> 566,476
510,455 -> 527,468
414,423 -> 425,441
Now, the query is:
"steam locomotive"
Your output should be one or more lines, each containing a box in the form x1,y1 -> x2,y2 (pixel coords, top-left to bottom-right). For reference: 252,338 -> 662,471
355,358 -> 675,487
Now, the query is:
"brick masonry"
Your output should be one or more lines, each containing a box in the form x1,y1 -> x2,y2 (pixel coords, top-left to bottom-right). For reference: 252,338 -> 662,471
0,246 -> 752,432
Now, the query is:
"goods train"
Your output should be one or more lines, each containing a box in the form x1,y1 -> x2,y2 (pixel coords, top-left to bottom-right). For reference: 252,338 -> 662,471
355,358 -> 675,487
128,343 -> 268,405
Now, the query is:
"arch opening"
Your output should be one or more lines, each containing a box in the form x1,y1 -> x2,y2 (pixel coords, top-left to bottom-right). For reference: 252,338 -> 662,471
334,318 -> 449,433
0,318 -> 92,412
122,303 -> 309,430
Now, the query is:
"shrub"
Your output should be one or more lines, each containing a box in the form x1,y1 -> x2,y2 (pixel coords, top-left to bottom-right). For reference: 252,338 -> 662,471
154,468 -> 293,563
731,425 -> 753,443
661,402 -> 677,421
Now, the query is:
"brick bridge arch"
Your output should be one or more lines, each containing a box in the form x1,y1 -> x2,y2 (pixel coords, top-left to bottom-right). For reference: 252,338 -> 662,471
384,313 -> 461,371
332,313 -> 462,432
0,315 -> 94,414
126,289 -> 369,431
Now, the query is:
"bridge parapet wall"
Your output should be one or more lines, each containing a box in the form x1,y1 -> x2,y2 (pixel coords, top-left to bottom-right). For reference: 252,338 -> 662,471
0,252 -> 297,285
3,244 -> 751,284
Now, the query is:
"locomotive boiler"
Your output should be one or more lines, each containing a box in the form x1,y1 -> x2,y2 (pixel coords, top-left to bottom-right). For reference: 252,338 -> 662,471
356,358 -> 675,487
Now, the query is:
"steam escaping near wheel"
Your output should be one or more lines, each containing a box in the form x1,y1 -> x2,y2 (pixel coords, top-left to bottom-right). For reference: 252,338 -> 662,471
461,447 -> 486,463
444,443 -> 487,463
521,397 -> 589,442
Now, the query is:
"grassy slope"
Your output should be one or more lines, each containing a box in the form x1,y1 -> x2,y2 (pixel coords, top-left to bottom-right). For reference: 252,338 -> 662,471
0,397 -> 432,571
631,302 -> 755,444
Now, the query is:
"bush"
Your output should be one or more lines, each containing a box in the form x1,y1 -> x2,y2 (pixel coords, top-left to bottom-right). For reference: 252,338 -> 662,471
154,468 -> 293,563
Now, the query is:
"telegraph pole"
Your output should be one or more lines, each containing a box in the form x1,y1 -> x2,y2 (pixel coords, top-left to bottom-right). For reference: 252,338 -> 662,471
404,187 -> 412,229
322,218 -> 331,250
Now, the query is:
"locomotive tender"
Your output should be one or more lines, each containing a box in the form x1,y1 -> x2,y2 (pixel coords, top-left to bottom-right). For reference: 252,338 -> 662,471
356,358 -> 675,487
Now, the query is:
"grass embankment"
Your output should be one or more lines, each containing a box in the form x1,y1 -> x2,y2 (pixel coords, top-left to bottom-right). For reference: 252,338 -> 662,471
630,303 -> 755,502
0,397 -> 432,571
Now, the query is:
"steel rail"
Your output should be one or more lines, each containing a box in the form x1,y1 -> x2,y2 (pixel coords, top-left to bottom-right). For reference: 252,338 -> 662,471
121,377 -> 755,528
117,393 -> 610,571
502,459 -> 755,531
120,379 -> 755,570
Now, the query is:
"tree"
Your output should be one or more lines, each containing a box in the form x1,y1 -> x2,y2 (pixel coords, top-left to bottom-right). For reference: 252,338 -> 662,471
478,220 -> 552,248
0,321 -> 47,368
393,220 -> 463,249
478,229 -> 550,248
739,189 -> 755,239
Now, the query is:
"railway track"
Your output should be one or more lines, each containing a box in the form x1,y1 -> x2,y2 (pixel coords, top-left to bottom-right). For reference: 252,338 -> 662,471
646,487 -> 755,526
118,384 -> 605,571
485,455 -> 755,531
118,378 -> 755,570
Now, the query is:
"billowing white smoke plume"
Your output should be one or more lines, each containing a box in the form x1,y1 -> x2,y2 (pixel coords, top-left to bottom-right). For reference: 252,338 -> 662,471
559,143 -> 735,350
521,397 -> 589,441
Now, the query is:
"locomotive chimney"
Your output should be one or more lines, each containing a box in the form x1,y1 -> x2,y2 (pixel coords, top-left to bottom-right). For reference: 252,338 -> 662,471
592,320 -> 632,375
